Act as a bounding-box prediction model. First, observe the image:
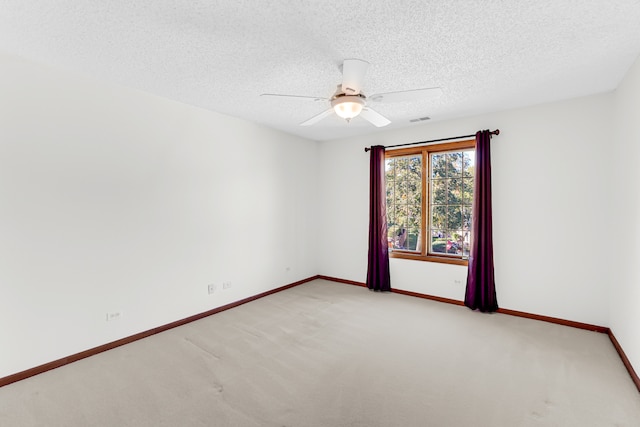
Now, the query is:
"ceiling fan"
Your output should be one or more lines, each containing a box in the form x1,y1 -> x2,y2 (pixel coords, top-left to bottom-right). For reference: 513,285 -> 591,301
260,59 -> 442,127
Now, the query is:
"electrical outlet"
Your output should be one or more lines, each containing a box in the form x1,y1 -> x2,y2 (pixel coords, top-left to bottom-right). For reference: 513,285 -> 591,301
207,284 -> 217,295
454,279 -> 463,285
106,311 -> 122,322
222,281 -> 232,290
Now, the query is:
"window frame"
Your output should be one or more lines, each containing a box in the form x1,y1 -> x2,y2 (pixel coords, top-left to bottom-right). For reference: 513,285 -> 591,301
385,139 -> 475,266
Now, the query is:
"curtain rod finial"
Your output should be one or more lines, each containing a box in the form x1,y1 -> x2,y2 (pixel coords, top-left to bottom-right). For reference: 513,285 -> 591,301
364,147 -> 371,152
492,129 -> 500,136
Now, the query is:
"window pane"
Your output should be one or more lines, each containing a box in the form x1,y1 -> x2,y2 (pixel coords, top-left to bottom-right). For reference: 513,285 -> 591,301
385,159 -> 395,183
431,205 -> 447,229
396,180 -> 408,202
387,208 -> 396,228
395,157 -> 409,176
462,230 -> 471,257
463,151 -> 474,178
411,188 -> 421,205
392,225 -> 409,250
406,204 -> 421,227
447,178 -> 462,204
449,231 -> 464,255
431,230 -> 462,254
447,153 -> 463,177
408,156 -> 422,180
447,206 -> 463,230
394,204 -> 407,228
462,207 -> 472,231
387,223 -> 398,250
462,178 -> 474,204
431,154 -> 447,178
431,179 -> 446,205
431,230 -> 447,254
405,226 -> 420,251
407,180 -> 421,204
386,187 -> 394,213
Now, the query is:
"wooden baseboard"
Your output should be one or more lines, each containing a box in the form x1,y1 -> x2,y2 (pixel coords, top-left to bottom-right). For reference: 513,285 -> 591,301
317,275 -> 366,287
607,330 -> 640,393
0,275 -> 320,388
319,276 -> 608,332
392,288 -> 466,307
318,275 -> 638,393
495,307 -> 609,333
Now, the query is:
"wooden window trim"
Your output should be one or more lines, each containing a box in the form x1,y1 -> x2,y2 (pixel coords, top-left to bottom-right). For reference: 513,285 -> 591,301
386,139 -> 475,266
390,251 -> 469,266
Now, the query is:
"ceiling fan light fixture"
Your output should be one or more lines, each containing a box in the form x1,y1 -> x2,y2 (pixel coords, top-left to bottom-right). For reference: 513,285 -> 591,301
331,95 -> 365,120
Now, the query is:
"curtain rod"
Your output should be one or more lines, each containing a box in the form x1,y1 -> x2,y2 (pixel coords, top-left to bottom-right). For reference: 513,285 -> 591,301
364,129 -> 500,152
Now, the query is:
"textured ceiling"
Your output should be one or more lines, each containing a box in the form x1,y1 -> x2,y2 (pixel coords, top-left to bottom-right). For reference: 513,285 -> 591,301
1,1 -> 640,141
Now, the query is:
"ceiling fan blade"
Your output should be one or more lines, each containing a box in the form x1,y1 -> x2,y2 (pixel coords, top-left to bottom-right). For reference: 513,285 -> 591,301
260,93 -> 327,101
341,59 -> 369,95
300,108 -> 334,126
369,87 -> 443,103
359,107 -> 391,127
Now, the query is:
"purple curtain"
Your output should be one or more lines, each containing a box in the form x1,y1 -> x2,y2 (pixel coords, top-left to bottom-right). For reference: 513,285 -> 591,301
464,130 -> 498,312
366,145 -> 391,291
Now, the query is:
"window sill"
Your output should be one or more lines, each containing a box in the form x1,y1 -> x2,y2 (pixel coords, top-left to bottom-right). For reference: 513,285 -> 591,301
389,251 -> 469,266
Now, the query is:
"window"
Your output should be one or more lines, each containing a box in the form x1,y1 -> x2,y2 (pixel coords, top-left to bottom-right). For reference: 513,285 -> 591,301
385,140 -> 475,265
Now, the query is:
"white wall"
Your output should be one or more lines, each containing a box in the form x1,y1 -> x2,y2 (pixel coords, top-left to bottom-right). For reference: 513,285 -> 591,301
0,53 -> 319,378
318,93 -> 613,326
611,54 -> 640,377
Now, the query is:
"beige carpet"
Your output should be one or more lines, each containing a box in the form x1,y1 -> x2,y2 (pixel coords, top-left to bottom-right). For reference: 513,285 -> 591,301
1,279 -> 639,426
